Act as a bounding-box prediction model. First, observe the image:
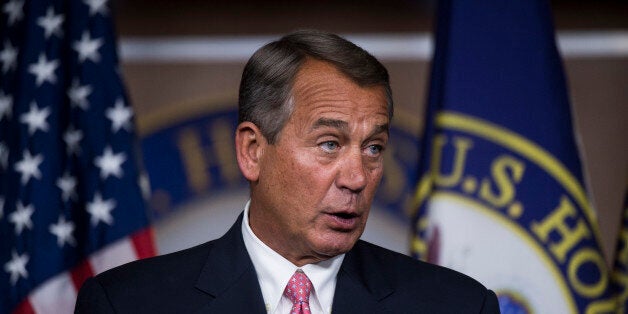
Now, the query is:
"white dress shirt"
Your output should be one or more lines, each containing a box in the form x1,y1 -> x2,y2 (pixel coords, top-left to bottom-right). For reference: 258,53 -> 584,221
242,201 -> 344,314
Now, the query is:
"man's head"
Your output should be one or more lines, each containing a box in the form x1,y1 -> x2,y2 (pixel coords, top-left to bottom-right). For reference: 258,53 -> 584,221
238,29 -> 393,144
235,30 -> 393,266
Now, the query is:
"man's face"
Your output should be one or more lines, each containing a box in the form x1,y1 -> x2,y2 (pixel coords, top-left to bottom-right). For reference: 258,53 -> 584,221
249,59 -> 389,266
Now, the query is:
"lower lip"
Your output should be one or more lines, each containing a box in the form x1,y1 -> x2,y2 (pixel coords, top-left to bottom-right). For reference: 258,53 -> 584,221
326,213 -> 359,230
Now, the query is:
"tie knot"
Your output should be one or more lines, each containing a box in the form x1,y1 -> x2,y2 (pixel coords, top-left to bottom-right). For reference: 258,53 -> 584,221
283,270 -> 312,307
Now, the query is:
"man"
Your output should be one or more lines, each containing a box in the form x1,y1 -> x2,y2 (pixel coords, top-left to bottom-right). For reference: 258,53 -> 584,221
75,30 -> 500,313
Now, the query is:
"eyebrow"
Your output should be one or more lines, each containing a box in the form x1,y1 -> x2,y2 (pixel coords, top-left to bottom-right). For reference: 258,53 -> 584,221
311,118 -> 389,137
311,118 -> 348,131
371,124 -> 390,137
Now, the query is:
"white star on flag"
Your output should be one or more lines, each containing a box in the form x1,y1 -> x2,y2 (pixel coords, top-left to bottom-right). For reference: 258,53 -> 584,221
67,79 -> 92,110
37,7 -> 65,39
2,0 -> 24,26
0,91 -> 12,120
0,40 -> 18,73
106,98 -> 133,132
84,0 -> 109,16
0,141 -> 8,170
1,0 -> 157,307
56,172 -> 78,202
14,150 -> 44,185
9,202 -> 34,235
94,146 -> 126,179
4,251 -> 29,286
73,31 -> 103,63
49,216 -> 76,247
28,53 -> 59,86
63,126 -> 83,156
19,102 -> 51,135
87,193 -> 115,226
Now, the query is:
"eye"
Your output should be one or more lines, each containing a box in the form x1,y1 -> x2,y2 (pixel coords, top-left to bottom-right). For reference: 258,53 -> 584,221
320,141 -> 339,152
365,144 -> 384,157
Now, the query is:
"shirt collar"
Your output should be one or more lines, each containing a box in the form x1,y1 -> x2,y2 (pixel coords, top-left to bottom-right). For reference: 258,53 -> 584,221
242,201 -> 344,313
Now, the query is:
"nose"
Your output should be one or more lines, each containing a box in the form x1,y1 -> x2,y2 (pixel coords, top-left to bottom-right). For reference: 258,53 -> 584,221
336,148 -> 368,193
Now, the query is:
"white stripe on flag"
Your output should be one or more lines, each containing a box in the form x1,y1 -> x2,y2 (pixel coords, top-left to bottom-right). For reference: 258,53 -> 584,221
89,238 -> 137,274
29,272 -> 77,314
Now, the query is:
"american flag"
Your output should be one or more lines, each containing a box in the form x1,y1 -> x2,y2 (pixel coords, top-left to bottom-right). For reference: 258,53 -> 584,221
0,0 -> 156,313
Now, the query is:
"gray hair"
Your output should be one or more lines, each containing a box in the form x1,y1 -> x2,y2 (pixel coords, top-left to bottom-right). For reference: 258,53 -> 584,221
238,29 -> 393,144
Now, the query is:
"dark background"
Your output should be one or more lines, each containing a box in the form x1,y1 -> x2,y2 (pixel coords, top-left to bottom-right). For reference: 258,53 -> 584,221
111,0 -> 628,262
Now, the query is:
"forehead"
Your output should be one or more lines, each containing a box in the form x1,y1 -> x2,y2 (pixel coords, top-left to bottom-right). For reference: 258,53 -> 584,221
289,60 -> 389,120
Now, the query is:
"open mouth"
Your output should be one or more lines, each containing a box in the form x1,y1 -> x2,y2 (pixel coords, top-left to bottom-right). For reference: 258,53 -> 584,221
332,212 -> 357,219
327,212 -> 360,230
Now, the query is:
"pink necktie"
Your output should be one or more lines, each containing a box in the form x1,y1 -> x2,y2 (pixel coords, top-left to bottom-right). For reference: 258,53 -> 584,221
283,270 -> 313,314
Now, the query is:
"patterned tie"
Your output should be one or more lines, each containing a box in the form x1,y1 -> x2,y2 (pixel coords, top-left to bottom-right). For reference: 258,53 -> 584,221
283,270 -> 313,314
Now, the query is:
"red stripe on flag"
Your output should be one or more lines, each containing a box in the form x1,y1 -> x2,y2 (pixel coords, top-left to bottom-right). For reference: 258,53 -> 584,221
70,259 -> 95,292
131,227 -> 157,259
12,299 -> 35,314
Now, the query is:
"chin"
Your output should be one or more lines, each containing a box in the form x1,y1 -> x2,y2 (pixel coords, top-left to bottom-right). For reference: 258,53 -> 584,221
314,234 -> 360,257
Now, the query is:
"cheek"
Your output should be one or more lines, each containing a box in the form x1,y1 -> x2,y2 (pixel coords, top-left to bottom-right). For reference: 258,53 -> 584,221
285,151 -> 329,184
267,152 -> 322,206
367,161 -> 384,181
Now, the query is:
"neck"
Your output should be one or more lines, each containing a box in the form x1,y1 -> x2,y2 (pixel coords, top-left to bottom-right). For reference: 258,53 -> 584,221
247,206 -> 330,267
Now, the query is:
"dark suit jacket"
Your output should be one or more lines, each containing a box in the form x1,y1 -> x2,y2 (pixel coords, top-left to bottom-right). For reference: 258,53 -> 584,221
75,214 -> 500,313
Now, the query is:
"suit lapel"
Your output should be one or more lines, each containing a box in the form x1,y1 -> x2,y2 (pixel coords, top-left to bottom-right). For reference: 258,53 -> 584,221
188,217 -> 396,313
332,241 -> 394,313
193,213 -> 267,313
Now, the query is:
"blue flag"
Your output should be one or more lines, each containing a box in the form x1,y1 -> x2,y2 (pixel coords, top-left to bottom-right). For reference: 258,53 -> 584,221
0,0 -> 155,313
411,0 -> 614,312
612,188 -> 628,312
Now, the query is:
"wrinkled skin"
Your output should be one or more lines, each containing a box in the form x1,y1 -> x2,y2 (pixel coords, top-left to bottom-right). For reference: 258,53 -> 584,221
237,59 -> 389,266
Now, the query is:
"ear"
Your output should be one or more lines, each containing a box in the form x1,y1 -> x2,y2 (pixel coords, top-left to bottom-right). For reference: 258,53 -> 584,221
235,121 -> 266,182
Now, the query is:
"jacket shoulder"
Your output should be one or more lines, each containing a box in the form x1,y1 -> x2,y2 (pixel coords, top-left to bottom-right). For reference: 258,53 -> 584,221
99,240 -> 214,286
76,240 -> 217,313
349,240 -> 499,313
353,240 -> 483,287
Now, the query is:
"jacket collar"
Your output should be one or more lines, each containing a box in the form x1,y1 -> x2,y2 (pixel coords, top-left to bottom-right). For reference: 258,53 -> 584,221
190,213 -> 395,313
332,240 -> 395,312
193,213 -> 267,313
